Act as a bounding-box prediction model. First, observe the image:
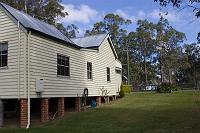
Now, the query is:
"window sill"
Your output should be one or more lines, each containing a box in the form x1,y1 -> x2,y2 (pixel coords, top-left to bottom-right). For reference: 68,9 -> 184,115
87,79 -> 93,81
57,75 -> 70,79
107,81 -> 111,83
0,66 -> 8,70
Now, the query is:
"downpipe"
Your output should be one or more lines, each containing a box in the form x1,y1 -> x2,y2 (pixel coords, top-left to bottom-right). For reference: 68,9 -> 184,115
26,31 -> 31,129
17,21 -> 21,100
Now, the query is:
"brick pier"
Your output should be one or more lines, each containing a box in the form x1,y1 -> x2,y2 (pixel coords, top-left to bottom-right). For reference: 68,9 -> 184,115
41,98 -> 49,122
58,97 -> 65,117
20,99 -> 28,128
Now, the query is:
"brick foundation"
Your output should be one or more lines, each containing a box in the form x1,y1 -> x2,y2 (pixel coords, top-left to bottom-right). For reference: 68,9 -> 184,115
20,99 -> 28,128
75,97 -> 81,112
96,96 -> 101,106
41,98 -> 49,122
58,97 -> 65,117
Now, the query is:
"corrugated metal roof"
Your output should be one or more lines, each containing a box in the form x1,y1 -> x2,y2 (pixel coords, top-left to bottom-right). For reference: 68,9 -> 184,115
0,3 -> 77,47
71,34 -> 108,48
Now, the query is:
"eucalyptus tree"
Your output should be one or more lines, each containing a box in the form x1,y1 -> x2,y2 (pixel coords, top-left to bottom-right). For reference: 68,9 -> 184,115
56,23 -> 79,38
85,13 -> 132,45
180,43 -> 200,86
133,20 -> 157,85
155,17 -> 188,84
0,0 -> 67,25
0,0 -> 81,38
154,0 -> 200,44
85,13 -> 132,57
154,0 -> 200,18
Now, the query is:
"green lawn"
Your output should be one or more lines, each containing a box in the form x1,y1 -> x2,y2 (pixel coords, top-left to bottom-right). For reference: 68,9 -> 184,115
1,90 -> 200,133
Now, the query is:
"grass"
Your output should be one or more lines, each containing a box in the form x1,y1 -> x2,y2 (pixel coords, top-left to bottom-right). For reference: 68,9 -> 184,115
1,90 -> 200,133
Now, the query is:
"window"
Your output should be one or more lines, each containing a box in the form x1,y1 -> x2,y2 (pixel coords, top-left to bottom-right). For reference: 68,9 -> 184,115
57,54 -> 70,77
87,62 -> 92,79
0,42 -> 8,68
107,67 -> 110,82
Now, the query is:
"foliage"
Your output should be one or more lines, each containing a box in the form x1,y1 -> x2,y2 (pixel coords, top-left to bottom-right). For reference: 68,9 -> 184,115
157,83 -> 180,93
86,13 -> 190,86
119,88 -> 125,98
0,0 -> 79,38
56,23 -> 79,38
85,13 -> 132,68
0,0 -> 67,25
121,85 -> 131,93
85,13 -> 131,44
177,43 -> 200,86
155,17 -> 188,84
154,0 -> 200,18
128,20 -> 157,85
154,0 -> 200,43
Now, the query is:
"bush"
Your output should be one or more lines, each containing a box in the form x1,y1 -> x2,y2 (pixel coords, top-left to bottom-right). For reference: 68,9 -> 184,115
157,83 -> 180,93
121,85 -> 131,93
119,89 -> 125,98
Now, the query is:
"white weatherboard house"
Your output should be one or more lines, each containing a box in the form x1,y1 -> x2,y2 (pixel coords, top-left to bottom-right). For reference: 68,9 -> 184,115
0,3 -> 122,128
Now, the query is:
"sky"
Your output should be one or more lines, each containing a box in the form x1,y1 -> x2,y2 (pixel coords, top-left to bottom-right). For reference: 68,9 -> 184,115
60,0 -> 200,44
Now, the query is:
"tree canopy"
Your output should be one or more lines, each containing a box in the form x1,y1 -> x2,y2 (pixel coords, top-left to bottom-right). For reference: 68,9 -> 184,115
154,0 -> 200,18
154,0 -> 200,42
0,0 -> 66,25
86,12 -> 192,86
0,0 -> 79,38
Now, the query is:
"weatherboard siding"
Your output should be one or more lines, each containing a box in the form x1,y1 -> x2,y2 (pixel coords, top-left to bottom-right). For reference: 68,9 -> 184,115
115,71 -> 122,94
0,7 -> 120,99
29,34 -> 85,97
0,8 -> 26,99
29,34 -> 118,98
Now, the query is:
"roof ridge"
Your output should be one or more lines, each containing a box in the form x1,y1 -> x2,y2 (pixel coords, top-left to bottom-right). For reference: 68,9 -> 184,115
71,33 -> 108,39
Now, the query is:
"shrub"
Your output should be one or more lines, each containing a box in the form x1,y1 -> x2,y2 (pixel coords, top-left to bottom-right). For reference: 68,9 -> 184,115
121,85 -> 131,93
157,83 -> 180,93
119,89 -> 125,98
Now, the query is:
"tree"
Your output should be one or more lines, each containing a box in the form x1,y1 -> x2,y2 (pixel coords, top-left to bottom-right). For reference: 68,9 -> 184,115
0,0 -> 67,25
155,16 -> 188,84
85,13 -> 131,45
179,43 -> 200,87
154,0 -> 200,43
154,0 -> 200,18
56,23 -> 79,38
0,0 -> 80,38
86,13 -> 188,86
128,20 -> 157,85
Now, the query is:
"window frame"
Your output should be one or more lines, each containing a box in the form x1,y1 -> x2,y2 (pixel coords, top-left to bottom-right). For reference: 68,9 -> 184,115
0,42 -> 8,69
107,67 -> 111,82
57,54 -> 70,77
87,62 -> 93,80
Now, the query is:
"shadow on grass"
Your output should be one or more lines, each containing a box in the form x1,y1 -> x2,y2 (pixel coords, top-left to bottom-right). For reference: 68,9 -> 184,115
1,91 -> 200,133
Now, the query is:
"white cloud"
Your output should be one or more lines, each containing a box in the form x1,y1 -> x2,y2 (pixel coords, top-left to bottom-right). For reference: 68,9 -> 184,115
61,4 -> 98,24
138,10 -> 146,18
115,9 -> 136,22
149,9 -> 180,22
